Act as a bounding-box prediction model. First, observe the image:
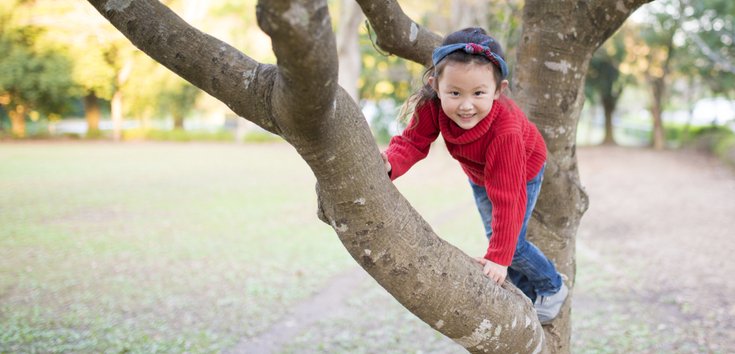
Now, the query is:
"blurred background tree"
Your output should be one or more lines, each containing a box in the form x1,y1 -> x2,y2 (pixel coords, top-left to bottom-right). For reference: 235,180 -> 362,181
585,27 -> 635,146
0,0 -> 75,138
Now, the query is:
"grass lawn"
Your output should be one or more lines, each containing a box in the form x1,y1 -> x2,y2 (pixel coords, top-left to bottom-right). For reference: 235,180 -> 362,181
2,141 -> 680,353
0,141 -> 485,353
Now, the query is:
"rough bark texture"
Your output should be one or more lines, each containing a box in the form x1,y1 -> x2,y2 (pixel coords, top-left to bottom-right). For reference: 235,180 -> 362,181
512,0 -> 652,351
86,0 -> 651,352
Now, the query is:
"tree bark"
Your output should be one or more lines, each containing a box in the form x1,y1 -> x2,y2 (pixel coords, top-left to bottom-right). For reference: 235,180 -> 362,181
86,0 -> 651,352
83,91 -> 101,138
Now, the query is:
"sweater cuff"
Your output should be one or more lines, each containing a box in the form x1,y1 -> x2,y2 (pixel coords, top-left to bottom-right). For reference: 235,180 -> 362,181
484,247 -> 514,267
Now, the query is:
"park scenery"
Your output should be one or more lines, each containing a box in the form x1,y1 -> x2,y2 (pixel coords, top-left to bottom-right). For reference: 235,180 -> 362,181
1,0 -> 734,353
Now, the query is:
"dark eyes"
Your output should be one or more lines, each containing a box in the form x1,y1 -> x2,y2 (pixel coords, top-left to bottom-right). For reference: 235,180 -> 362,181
449,91 -> 486,96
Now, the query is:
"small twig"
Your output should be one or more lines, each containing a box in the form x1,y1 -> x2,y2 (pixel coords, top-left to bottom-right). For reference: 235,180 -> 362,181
365,20 -> 391,57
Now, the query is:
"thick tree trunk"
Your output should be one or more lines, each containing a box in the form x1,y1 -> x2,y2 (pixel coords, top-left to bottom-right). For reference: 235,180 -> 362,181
651,78 -> 666,150
86,0 -> 651,352
602,96 -> 617,145
513,0 -> 651,351
649,31 -> 674,150
9,104 -> 26,138
173,113 -> 185,130
84,92 -> 101,138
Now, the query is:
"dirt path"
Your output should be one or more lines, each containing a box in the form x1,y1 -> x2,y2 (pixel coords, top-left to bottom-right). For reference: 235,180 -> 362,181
230,146 -> 735,353
574,146 -> 735,352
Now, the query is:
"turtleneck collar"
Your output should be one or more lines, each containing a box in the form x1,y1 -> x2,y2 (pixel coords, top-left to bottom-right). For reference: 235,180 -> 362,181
439,99 -> 500,144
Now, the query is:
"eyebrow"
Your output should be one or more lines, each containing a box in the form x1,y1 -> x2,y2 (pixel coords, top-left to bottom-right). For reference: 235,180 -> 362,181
444,85 -> 489,91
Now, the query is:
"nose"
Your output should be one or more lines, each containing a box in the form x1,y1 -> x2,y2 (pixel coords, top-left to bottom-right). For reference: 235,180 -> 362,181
459,99 -> 472,111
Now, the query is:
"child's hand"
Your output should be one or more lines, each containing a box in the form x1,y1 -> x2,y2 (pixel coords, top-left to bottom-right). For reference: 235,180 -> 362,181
380,151 -> 392,173
475,257 -> 508,285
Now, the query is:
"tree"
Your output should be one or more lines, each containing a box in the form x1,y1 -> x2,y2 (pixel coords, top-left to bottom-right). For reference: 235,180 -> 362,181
585,28 -> 633,145
85,0 -> 650,352
122,51 -> 200,131
0,26 -> 75,138
625,0 -> 681,150
679,0 -> 735,97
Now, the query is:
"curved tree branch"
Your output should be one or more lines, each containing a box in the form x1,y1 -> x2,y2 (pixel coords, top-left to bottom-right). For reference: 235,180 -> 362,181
86,0 -> 280,134
86,0 -> 549,352
584,0 -> 656,49
256,0 -> 339,137
355,0 -> 441,66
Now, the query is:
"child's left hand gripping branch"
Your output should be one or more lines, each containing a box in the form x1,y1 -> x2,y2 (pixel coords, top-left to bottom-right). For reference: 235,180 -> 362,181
380,151 -> 392,174
475,257 -> 508,285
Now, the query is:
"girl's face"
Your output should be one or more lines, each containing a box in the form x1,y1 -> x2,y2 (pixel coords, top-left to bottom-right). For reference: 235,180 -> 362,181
429,62 -> 508,130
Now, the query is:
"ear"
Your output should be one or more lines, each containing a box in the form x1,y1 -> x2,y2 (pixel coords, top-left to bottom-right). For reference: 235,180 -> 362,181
428,76 -> 438,92
495,80 -> 509,99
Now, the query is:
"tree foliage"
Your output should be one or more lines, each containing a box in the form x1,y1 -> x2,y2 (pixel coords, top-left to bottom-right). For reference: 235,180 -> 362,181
679,0 -> 735,96
0,22 -> 75,136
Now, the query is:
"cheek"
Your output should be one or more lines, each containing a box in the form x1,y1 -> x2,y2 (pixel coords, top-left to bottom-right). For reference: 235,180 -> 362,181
439,100 -> 454,113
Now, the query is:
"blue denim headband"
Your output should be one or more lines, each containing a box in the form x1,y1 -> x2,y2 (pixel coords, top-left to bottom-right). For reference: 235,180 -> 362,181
431,42 -> 509,79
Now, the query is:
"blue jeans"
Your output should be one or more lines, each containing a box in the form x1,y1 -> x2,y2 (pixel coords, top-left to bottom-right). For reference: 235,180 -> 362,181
470,164 -> 562,302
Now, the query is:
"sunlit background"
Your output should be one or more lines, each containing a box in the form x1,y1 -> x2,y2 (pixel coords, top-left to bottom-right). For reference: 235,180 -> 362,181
1,0 -> 732,147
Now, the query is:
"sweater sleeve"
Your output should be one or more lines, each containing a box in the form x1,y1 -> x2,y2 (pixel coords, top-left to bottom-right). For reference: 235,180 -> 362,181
384,102 -> 440,180
483,133 -> 528,266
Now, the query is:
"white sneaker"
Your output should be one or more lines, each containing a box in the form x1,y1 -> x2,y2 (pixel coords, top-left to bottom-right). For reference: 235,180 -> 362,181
534,282 -> 568,324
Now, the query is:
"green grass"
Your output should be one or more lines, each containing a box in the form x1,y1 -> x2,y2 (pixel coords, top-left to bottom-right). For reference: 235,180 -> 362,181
0,142 -> 355,352
0,141 -> 492,353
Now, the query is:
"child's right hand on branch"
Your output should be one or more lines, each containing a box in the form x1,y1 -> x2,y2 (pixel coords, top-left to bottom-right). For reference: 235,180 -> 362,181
380,151 -> 392,174
475,257 -> 508,285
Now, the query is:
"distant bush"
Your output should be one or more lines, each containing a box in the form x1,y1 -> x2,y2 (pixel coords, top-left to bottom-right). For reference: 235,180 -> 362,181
123,128 -> 234,142
120,128 -> 284,143
684,125 -> 735,167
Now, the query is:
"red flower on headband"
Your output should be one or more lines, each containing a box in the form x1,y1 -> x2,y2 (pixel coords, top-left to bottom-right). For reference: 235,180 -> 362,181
465,43 -> 503,75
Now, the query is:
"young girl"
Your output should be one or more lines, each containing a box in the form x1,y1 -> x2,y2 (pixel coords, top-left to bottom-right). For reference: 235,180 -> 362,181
380,27 -> 568,324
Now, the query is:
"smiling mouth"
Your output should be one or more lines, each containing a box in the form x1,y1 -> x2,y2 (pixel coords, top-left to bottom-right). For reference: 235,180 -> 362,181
458,114 -> 475,120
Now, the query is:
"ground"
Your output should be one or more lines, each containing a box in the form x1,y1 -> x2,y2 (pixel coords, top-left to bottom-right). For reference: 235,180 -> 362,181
573,146 -> 735,353
1,143 -> 733,353
235,145 -> 735,354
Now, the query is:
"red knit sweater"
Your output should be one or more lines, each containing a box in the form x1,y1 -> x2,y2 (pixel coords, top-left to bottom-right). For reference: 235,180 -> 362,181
385,96 -> 547,266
